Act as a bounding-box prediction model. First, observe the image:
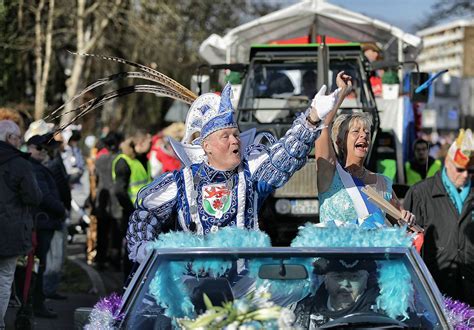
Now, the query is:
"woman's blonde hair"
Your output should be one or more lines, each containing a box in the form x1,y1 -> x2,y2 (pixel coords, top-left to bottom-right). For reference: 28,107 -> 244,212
331,112 -> 373,159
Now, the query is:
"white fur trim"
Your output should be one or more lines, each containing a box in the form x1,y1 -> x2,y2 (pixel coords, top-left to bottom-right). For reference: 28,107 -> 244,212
177,210 -> 189,233
183,167 -> 203,235
236,165 -> 246,228
253,191 -> 259,230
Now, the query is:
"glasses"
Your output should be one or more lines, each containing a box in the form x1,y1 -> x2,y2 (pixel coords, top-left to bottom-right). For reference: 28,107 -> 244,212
35,145 -> 45,152
455,167 -> 474,175
8,133 -> 22,141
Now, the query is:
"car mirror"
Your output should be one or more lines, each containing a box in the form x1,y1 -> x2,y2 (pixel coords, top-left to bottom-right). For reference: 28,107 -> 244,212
258,263 -> 308,280
409,72 -> 430,103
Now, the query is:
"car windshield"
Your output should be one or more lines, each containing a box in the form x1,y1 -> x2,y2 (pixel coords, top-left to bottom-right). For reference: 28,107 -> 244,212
120,248 -> 447,329
238,59 -> 368,124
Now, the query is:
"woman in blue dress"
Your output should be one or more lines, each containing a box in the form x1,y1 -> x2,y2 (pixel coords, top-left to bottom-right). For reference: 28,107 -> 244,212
314,72 -> 415,228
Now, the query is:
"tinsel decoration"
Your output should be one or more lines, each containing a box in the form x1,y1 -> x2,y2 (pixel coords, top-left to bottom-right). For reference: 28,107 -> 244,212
444,296 -> 474,329
85,293 -> 123,330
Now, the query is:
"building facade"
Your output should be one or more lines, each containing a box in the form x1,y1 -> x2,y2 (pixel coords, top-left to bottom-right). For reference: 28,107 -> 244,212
417,19 -> 474,130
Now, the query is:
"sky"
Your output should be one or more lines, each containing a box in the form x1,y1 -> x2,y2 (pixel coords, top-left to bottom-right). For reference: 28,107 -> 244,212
329,0 -> 437,33
276,0 -> 439,33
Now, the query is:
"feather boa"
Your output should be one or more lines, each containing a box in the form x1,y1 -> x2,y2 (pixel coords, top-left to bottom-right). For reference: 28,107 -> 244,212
291,225 -> 414,319
147,226 -> 415,319
147,227 -> 271,317
86,226 -> 472,328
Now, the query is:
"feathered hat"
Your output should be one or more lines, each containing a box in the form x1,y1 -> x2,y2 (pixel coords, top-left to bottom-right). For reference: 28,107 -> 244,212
47,53 -> 198,132
182,82 -> 237,145
51,54 -> 255,167
170,83 -> 255,167
447,129 -> 474,168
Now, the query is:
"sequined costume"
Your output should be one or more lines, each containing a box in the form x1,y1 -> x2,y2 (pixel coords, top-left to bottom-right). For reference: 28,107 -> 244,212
319,168 -> 392,226
127,112 -> 322,262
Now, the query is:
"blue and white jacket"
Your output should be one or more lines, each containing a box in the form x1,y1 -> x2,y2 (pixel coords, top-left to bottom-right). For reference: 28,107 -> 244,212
127,114 -> 322,262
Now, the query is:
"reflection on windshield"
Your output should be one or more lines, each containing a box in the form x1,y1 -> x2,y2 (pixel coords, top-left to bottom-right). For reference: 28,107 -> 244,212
240,60 -> 365,124
122,252 -> 444,329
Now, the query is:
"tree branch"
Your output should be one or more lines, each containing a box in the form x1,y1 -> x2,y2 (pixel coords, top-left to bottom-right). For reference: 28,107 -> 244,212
83,0 -> 123,53
41,0 -> 55,94
34,0 -> 45,119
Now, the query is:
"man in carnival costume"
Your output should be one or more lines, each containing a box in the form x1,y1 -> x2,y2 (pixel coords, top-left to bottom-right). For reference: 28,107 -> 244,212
48,54 -> 343,264
127,81 -> 344,263
404,129 -> 474,305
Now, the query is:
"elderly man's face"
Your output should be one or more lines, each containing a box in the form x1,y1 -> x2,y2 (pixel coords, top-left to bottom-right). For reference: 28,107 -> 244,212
7,130 -> 22,149
203,128 -> 241,171
325,270 -> 369,309
445,158 -> 474,189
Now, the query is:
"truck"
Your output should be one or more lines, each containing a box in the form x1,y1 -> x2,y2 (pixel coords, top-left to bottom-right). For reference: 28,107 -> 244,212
196,43 -> 423,245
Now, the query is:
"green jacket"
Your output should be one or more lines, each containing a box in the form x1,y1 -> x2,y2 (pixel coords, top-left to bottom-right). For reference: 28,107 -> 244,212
405,159 -> 442,186
112,154 -> 150,204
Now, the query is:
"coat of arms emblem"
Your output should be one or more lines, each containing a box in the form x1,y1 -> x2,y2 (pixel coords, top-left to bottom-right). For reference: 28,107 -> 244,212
202,183 -> 232,219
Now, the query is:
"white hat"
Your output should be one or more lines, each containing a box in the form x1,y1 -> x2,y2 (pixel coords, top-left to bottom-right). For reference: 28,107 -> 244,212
447,129 -> 474,168
24,119 -> 54,142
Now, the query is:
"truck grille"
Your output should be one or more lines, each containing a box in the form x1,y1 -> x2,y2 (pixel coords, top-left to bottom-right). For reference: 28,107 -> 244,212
274,158 -> 318,198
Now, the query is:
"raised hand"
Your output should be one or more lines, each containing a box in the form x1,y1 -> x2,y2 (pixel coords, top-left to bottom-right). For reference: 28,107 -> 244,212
309,71 -> 352,124
336,71 -> 352,96
309,85 -> 340,122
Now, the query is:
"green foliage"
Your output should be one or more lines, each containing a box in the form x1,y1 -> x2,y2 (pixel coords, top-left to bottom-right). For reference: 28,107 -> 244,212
176,286 -> 298,329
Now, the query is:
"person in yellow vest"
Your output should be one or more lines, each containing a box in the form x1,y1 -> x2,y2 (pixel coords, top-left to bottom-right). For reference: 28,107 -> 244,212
405,139 -> 442,186
112,132 -> 151,275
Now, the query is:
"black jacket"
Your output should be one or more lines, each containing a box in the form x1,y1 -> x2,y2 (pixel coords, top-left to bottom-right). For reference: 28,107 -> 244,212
94,152 -> 122,220
294,285 -> 380,328
404,171 -> 474,305
113,157 -> 135,219
46,153 -> 72,211
0,141 -> 42,257
29,158 -> 66,231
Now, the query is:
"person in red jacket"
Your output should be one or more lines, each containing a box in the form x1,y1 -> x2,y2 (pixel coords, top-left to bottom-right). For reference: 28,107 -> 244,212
148,122 -> 185,178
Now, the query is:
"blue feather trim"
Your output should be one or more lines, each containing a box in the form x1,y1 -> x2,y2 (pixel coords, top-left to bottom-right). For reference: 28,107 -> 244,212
147,227 -> 271,317
291,225 -> 414,319
146,225 -> 415,320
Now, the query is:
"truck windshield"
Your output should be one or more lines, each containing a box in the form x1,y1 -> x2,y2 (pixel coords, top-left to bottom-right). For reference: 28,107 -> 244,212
239,59 -> 368,124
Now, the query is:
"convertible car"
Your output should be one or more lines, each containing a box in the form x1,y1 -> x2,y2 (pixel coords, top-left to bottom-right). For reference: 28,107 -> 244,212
78,245 -> 453,329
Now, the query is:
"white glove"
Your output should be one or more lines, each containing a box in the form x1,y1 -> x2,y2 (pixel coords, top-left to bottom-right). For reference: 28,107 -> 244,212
135,242 -> 150,264
309,85 -> 341,122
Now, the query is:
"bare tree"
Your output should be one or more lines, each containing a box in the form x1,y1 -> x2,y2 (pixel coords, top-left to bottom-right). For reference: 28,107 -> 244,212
33,0 -> 55,119
417,0 -> 474,30
61,0 -> 123,126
